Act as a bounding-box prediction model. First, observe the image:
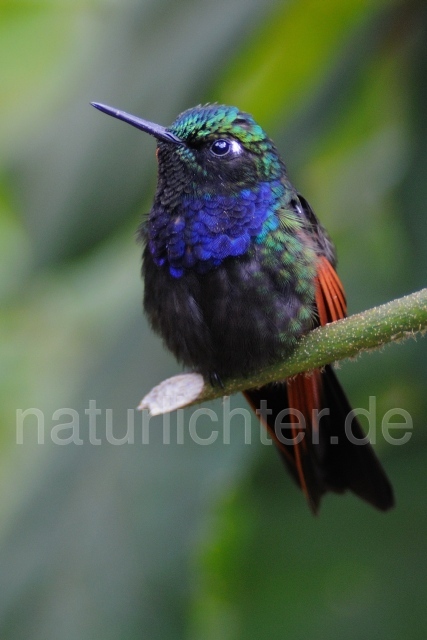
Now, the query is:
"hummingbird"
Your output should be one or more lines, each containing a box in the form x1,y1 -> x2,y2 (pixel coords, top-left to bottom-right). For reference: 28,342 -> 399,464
91,101 -> 394,513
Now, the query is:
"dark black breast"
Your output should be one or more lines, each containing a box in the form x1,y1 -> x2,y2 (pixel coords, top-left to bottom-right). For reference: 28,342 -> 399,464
142,243 -> 314,380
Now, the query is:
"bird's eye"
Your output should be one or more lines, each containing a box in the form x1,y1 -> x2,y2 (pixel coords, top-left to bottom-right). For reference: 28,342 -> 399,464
210,139 -> 231,157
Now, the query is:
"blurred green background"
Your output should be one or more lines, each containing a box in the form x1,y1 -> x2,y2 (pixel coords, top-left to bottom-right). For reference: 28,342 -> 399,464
1,0 -> 427,638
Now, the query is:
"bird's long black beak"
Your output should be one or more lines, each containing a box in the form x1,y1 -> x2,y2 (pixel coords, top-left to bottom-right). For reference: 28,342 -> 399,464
91,102 -> 183,145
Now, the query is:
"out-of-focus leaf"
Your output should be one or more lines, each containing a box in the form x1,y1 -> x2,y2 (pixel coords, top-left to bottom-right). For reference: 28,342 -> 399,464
217,0 -> 396,125
190,444 -> 427,640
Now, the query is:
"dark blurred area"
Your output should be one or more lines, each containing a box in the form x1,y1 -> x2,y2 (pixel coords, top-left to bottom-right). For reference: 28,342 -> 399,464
0,1 -> 426,638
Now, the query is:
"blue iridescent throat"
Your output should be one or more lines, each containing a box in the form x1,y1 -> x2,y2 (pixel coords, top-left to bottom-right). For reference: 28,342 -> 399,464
148,180 -> 285,278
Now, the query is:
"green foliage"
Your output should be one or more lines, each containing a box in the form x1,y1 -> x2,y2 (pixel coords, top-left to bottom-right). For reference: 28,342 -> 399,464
1,1 -> 427,639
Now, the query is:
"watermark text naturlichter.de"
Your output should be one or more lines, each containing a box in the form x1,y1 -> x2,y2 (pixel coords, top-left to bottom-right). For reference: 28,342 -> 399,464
16,397 -> 412,447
